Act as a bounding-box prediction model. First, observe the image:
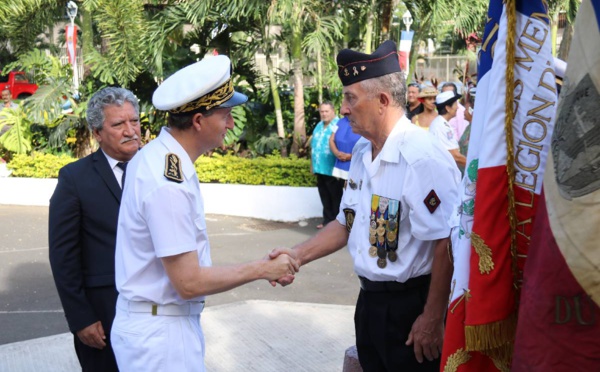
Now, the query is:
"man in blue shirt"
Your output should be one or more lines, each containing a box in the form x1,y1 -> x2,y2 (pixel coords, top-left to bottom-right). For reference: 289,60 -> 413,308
310,102 -> 341,229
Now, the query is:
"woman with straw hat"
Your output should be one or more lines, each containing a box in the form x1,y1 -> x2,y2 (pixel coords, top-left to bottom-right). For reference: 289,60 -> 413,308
411,86 -> 438,130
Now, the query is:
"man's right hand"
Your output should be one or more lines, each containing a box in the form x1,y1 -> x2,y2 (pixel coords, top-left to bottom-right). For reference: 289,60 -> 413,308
268,247 -> 299,287
262,253 -> 299,283
76,321 -> 106,349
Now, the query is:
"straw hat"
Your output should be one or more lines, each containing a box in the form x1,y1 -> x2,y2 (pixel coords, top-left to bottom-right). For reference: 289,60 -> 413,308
417,86 -> 438,98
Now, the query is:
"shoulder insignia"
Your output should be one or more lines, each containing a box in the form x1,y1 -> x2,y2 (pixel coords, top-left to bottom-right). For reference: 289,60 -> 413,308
343,208 -> 355,233
424,190 -> 441,214
164,153 -> 184,183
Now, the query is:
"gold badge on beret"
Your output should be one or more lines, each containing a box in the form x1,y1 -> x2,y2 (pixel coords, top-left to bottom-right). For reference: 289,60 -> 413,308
164,153 -> 184,183
424,189 -> 441,214
343,208 -> 355,233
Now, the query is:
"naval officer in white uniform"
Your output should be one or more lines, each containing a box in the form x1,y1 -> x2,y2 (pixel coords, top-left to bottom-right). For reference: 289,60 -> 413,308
112,55 -> 299,372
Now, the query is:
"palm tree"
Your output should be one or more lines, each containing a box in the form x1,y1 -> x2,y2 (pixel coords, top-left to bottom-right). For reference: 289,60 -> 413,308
547,0 -> 579,57
82,0 -> 149,88
270,0 -> 344,155
0,0 -> 64,56
218,1 -> 289,152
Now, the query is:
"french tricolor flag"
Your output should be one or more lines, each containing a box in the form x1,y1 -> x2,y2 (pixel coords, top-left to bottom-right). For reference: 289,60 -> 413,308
441,0 -> 558,369
398,30 -> 413,76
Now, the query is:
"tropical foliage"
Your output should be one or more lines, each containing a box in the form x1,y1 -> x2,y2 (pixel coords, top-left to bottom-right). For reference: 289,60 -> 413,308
0,0 -> 579,165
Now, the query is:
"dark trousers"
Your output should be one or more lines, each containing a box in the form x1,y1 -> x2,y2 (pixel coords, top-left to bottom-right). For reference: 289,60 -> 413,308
354,279 -> 440,372
316,174 -> 345,224
74,286 -> 119,372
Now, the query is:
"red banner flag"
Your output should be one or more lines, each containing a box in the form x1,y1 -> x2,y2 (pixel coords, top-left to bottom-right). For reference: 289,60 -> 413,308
65,24 -> 78,65
512,0 -> 600,369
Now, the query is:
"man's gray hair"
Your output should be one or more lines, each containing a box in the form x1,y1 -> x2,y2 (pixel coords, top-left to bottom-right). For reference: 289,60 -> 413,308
360,72 -> 407,108
86,87 -> 139,131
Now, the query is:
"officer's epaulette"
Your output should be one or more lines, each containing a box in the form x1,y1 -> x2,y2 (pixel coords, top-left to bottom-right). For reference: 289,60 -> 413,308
164,153 -> 184,183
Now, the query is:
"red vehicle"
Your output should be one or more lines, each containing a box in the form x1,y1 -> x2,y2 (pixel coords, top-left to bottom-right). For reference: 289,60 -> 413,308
0,71 -> 38,99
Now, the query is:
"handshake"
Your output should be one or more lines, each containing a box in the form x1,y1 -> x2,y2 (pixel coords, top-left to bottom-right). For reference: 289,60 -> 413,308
262,247 -> 299,287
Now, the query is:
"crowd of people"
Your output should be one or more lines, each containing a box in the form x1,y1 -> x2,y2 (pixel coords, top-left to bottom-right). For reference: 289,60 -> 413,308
48,39 -> 475,372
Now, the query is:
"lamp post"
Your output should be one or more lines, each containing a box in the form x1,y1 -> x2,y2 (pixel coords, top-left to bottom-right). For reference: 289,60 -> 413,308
402,10 -> 413,32
399,10 -> 414,80
66,1 -> 79,92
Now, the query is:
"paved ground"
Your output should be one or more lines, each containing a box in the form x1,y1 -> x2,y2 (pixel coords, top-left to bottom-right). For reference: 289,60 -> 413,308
0,205 -> 359,371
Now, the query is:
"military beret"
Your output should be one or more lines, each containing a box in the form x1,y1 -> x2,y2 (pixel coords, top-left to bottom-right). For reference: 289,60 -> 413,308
336,40 -> 402,86
152,55 -> 248,115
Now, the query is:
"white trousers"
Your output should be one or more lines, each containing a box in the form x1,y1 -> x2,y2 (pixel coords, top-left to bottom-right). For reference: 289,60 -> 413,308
112,306 -> 205,372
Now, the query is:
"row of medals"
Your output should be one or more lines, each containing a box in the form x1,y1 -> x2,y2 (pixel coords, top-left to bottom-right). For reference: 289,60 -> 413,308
368,196 -> 399,269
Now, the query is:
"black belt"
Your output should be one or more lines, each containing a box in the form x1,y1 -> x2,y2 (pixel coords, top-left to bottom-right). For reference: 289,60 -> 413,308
359,274 -> 431,292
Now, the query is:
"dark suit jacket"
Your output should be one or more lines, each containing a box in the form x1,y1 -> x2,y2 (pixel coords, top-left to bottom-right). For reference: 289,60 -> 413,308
49,149 -> 123,333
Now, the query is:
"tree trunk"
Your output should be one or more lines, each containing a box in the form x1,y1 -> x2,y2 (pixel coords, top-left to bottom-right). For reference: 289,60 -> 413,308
290,32 -> 305,156
74,126 -> 94,158
558,23 -> 574,61
70,6 -> 95,158
380,0 -> 394,43
80,6 -> 94,79
266,53 -> 287,157
551,11 -> 559,56
316,48 -> 323,105
364,0 -> 377,53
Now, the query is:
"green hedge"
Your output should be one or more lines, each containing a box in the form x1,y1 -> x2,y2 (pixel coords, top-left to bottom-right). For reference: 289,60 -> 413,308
7,152 -> 317,187
8,153 -> 77,178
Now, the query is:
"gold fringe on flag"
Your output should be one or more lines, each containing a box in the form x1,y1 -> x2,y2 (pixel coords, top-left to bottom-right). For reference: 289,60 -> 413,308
471,232 -> 494,274
443,348 -> 471,372
484,344 -> 513,372
465,311 -> 517,351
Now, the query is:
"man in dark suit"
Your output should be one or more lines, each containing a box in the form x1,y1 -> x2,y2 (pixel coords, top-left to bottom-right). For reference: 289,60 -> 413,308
49,87 -> 141,372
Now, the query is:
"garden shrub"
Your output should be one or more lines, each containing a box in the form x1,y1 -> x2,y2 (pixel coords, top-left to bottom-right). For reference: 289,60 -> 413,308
194,154 -> 315,186
7,152 -> 317,187
8,153 -> 76,178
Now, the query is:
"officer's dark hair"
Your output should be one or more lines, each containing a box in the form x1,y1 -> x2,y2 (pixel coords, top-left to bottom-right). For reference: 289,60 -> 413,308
437,104 -> 449,115
167,109 -> 216,130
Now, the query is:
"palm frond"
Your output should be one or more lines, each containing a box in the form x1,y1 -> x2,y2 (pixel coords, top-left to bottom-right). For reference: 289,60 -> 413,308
0,106 -> 33,154
23,79 -> 73,124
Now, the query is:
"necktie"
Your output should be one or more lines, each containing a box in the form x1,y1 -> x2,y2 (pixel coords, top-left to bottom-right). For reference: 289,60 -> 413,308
117,162 -> 128,188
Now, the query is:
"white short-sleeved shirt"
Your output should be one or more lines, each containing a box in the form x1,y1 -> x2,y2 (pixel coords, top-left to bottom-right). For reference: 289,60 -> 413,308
336,116 -> 460,282
429,115 -> 459,150
115,127 -> 212,305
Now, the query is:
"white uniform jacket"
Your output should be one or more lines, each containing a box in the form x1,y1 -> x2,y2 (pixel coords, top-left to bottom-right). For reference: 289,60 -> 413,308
115,127 -> 212,305
336,116 -> 460,283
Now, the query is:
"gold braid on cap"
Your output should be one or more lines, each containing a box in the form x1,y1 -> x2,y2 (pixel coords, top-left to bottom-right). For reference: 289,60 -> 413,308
169,78 -> 234,114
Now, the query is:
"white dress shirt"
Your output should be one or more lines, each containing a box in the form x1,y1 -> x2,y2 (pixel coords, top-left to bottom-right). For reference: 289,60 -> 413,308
101,150 -> 126,189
